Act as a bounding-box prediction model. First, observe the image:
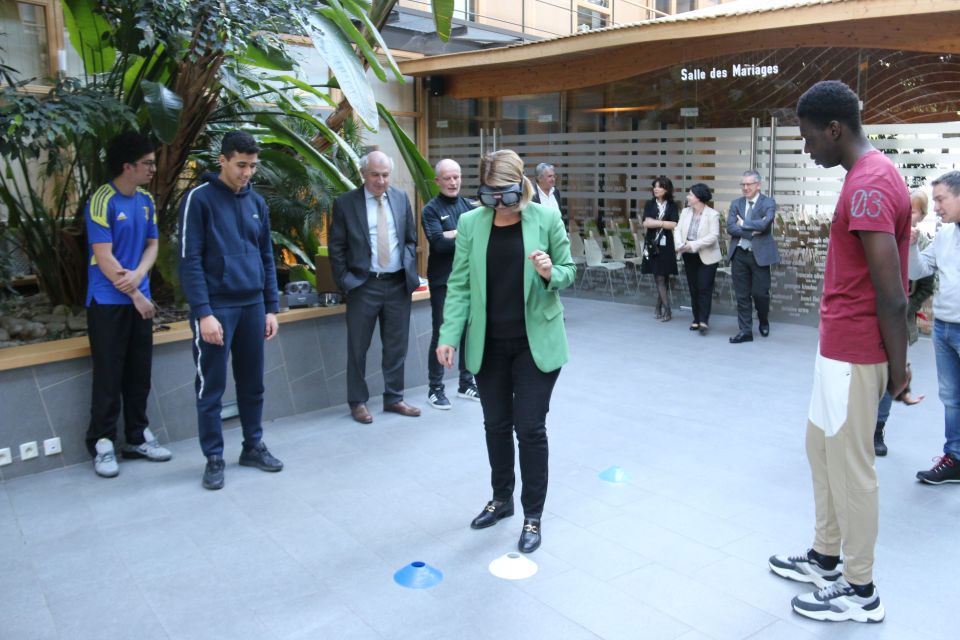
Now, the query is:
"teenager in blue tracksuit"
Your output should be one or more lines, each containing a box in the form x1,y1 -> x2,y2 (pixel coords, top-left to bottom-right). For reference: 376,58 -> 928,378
178,131 -> 283,490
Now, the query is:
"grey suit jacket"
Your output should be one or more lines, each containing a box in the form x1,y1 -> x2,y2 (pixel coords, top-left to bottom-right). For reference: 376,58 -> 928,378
329,186 -> 419,295
726,193 -> 780,267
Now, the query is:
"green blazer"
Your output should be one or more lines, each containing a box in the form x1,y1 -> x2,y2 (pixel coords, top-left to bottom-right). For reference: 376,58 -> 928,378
438,201 -> 576,374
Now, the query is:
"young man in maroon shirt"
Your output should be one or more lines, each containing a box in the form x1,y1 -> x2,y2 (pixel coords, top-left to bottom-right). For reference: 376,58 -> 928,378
768,81 -> 918,623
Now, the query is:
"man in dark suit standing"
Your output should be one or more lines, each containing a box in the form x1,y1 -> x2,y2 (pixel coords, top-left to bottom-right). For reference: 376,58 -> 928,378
330,151 -> 421,423
531,163 -> 566,226
727,170 -> 780,343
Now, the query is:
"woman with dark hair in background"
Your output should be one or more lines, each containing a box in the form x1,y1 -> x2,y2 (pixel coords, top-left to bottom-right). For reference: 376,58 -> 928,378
640,176 -> 679,321
436,149 -> 576,553
674,183 -> 722,334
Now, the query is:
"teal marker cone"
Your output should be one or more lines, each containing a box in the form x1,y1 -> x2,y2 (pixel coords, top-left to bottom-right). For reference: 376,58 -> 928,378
599,465 -> 630,483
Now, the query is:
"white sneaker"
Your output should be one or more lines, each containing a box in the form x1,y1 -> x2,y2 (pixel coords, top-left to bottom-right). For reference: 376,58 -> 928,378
768,549 -> 842,588
792,577 -> 885,623
94,438 -> 119,478
121,427 -> 172,461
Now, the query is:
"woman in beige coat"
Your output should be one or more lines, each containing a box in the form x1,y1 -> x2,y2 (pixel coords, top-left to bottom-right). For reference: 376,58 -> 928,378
674,183 -> 722,334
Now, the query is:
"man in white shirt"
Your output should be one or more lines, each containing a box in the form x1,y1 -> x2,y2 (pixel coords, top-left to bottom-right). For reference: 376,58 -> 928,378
531,163 -> 565,225
909,170 -> 960,484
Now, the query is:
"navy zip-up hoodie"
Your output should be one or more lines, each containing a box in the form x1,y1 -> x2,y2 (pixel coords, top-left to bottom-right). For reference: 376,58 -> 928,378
178,172 -> 280,320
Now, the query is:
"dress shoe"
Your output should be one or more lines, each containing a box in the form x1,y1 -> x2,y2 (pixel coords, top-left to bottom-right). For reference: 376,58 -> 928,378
350,403 -> 373,424
698,322 -> 709,335
729,332 -> 754,344
518,517 -> 541,553
759,322 -> 770,337
689,323 -> 700,331
384,401 -> 421,417
470,499 -> 514,529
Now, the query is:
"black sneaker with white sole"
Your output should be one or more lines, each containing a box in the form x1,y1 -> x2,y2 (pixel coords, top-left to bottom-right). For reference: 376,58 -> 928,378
427,387 -> 452,410
457,383 -> 480,401
916,453 -> 960,484
768,548 -> 842,588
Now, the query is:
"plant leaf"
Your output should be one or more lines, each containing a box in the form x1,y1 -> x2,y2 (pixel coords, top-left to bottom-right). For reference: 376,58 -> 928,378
432,0 -> 454,42
319,0 -> 387,82
377,103 -> 438,203
300,11 -> 378,131
242,38 -> 296,71
255,113 -> 355,193
271,230 -> 315,267
340,0 -> 404,82
62,0 -> 117,75
141,80 -> 182,144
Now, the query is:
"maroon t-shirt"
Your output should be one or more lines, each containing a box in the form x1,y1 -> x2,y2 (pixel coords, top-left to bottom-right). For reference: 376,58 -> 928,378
819,150 -> 911,364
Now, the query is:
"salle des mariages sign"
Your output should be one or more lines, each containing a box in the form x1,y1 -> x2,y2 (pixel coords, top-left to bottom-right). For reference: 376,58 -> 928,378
680,64 -> 780,81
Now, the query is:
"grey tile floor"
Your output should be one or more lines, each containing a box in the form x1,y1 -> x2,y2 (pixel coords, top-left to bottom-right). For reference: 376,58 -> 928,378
1,297 -> 955,640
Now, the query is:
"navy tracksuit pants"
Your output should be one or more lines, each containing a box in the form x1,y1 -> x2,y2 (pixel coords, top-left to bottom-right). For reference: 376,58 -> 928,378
191,303 -> 265,457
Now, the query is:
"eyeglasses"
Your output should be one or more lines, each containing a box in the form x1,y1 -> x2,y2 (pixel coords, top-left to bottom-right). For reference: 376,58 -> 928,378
285,281 -> 313,295
137,160 -> 157,168
739,181 -> 759,187
478,183 -> 522,208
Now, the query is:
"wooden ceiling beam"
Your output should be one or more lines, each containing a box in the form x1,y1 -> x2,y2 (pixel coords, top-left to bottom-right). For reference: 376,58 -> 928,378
434,17 -> 960,99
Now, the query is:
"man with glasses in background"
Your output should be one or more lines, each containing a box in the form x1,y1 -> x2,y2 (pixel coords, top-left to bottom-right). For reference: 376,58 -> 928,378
85,131 -> 171,478
726,170 -> 780,343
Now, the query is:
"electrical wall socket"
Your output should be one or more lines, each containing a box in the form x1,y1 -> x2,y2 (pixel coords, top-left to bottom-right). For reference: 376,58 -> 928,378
43,437 -> 62,456
19,441 -> 39,461
0,448 -> 11,466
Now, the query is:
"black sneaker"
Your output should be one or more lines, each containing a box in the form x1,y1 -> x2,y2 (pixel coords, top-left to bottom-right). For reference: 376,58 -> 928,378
202,455 -> 225,490
239,442 -> 283,472
916,453 -> 960,484
457,383 -> 480,401
427,387 -> 452,410
874,422 -> 887,457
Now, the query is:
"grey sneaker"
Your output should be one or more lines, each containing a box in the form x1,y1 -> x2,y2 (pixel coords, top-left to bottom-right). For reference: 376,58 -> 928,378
202,455 -> 225,490
121,427 -> 172,461
768,549 -> 842,588
792,577 -> 885,623
94,438 -> 119,478
239,441 -> 283,472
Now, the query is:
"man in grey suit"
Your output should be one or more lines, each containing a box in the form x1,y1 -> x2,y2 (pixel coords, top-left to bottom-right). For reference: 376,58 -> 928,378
330,151 -> 421,423
727,170 -> 780,343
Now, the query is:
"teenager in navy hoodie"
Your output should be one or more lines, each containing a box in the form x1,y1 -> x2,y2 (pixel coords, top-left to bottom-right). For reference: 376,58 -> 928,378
178,131 -> 283,490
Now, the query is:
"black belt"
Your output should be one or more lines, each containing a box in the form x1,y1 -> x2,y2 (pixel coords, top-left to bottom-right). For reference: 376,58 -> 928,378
371,270 -> 403,280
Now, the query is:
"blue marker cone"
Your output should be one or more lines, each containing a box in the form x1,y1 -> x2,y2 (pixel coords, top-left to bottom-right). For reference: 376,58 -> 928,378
599,465 -> 630,483
393,561 -> 443,589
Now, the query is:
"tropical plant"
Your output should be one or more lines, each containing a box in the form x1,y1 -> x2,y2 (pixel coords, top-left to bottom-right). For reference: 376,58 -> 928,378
1,0 -> 452,305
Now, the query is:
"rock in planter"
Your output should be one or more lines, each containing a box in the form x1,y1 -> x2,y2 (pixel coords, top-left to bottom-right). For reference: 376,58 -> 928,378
51,304 -> 71,317
66,315 -> 88,331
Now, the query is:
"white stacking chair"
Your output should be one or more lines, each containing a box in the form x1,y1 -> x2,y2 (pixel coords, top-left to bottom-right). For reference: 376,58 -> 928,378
568,232 -> 587,286
580,237 -> 627,297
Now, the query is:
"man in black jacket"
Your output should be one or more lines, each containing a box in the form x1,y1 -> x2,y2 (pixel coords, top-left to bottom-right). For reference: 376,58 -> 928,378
422,158 -> 479,409
531,163 -> 565,226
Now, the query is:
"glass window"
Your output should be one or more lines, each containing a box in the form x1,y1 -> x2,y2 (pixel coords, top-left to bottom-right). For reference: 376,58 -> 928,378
0,1 -> 50,81
676,0 -> 695,13
655,0 -> 671,15
577,9 -> 608,32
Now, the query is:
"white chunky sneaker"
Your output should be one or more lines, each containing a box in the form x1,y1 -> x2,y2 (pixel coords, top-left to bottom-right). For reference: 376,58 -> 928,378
768,548 -> 842,588
792,577 -> 885,623
94,438 -> 119,478
121,427 -> 172,462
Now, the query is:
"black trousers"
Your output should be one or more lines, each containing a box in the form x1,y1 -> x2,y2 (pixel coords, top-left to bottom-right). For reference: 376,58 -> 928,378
427,283 -> 472,390
85,301 -> 153,456
681,253 -> 718,325
345,273 -> 411,406
473,336 -> 560,518
731,247 -> 771,333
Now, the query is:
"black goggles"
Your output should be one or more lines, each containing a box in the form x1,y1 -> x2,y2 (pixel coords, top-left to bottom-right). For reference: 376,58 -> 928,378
477,184 -> 522,208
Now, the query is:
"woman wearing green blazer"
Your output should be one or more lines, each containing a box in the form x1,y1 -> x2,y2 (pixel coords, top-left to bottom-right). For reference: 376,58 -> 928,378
437,150 -> 576,553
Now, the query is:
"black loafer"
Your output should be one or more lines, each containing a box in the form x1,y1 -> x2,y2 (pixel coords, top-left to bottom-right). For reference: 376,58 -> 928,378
759,322 -> 770,337
518,518 -> 541,553
470,499 -> 514,529
729,332 -> 754,344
